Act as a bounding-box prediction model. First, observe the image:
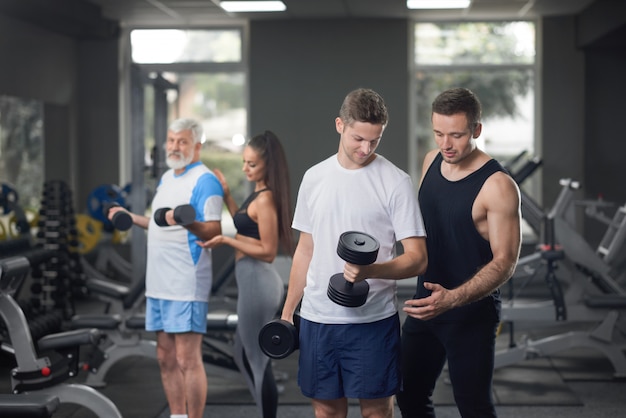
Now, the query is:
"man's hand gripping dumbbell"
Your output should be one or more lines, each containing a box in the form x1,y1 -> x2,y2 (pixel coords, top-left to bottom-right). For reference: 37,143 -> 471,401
153,204 -> 196,227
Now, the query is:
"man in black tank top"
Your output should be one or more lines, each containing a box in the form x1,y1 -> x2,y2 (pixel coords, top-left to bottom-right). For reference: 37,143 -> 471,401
396,88 -> 522,418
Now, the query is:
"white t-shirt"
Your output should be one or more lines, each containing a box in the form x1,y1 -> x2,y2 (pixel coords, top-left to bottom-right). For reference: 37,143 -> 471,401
293,154 -> 426,324
145,162 -> 223,302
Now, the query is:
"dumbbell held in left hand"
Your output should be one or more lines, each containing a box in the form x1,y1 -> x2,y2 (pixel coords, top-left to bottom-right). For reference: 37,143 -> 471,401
153,204 -> 196,227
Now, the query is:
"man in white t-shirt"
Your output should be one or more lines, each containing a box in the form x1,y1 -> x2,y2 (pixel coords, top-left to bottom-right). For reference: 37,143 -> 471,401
280,88 -> 428,418
108,118 -> 223,418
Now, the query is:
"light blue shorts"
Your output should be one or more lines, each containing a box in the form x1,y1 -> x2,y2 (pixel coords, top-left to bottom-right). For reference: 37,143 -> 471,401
145,297 -> 208,333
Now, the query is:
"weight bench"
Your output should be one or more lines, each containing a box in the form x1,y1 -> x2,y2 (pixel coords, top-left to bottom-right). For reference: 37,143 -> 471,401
0,393 -> 59,417
0,255 -> 123,417
68,267 -> 155,388
500,260 -> 626,377
585,201 -> 626,282
497,300 -> 626,378
80,257 -> 145,314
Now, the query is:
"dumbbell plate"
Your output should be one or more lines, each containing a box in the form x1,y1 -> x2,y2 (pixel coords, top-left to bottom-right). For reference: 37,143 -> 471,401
258,319 -> 298,359
174,204 -> 196,225
327,273 -> 369,307
153,208 -> 170,227
337,231 -> 379,265
112,212 -> 133,231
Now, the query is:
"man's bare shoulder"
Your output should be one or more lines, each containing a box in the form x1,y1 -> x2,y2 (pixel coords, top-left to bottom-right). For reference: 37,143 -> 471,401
482,170 -> 521,208
421,149 -> 440,178
424,149 -> 440,164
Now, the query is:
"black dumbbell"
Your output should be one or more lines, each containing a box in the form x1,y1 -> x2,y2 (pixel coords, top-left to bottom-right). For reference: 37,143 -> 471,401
153,204 -> 196,227
258,315 -> 300,359
327,231 -> 379,308
103,202 -> 133,231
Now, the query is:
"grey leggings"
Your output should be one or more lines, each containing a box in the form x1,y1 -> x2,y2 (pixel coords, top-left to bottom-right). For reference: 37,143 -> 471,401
234,257 -> 285,418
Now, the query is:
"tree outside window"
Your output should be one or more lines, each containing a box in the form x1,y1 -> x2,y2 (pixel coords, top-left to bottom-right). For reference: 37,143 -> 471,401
414,21 -> 536,176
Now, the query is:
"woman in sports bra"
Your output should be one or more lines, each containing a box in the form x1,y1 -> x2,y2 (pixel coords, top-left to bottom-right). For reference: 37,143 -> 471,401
197,130 -> 293,418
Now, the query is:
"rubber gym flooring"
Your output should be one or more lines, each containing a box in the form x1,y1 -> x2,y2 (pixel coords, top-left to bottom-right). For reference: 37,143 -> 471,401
1,284 -> 626,417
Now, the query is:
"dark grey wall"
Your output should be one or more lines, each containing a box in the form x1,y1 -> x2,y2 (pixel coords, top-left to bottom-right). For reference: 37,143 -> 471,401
0,15 -> 77,188
249,19 -> 411,203
541,16 -> 586,207
0,14 -> 120,210
582,47 -> 626,245
76,40 -> 120,208
583,48 -> 626,203
44,104 -> 73,182
541,9 -> 626,245
0,16 -> 75,104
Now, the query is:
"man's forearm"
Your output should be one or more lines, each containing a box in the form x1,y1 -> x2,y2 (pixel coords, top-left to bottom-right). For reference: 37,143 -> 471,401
451,259 -> 516,307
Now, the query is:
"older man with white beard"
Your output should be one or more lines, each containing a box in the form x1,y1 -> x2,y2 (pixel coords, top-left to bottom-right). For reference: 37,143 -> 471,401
107,118 -> 223,418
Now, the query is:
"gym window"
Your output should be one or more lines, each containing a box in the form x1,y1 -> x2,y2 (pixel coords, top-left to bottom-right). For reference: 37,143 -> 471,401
131,29 -> 242,64
128,28 -> 248,232
411,20 -> 537,239
0,95 -> 43,240
412,21 -> 536,177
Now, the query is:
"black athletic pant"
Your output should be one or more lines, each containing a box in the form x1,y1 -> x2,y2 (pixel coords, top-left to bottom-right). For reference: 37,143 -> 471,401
397,313 -> 499,418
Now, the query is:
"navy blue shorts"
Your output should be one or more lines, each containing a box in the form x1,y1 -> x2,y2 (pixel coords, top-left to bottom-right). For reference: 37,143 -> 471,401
297,314 -> 401,400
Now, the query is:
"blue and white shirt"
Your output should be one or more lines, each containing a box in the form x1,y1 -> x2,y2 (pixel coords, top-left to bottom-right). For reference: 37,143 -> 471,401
146,162 -> 224,302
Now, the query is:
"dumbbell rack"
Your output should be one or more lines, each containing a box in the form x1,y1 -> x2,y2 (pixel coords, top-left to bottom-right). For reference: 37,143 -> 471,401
32,180 -> 87,321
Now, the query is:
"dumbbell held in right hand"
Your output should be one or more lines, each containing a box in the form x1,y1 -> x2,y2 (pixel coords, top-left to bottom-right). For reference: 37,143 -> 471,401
327,231 -> 379,308
258,315 -> 300,360
153,204 -> 196,227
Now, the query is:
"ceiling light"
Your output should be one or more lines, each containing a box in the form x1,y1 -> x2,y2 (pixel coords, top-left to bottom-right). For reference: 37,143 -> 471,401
407,0 -> 470,9
219,1 -> 287,13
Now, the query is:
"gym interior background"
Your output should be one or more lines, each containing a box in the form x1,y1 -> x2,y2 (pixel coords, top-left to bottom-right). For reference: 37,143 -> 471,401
0,0 -> 624,240
0,0 -> 625,416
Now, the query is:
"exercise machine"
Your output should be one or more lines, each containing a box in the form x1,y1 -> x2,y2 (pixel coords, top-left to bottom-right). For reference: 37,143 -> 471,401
0,254 -> 123,417
0,393 -> 60,417
496,179 -> 626,377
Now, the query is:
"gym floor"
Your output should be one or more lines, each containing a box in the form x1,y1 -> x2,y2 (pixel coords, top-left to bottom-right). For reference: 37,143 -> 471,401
2,273 -> 626,417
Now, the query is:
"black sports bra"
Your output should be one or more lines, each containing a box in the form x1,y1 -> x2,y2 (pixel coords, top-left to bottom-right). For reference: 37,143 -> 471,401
232,188 -> 269,239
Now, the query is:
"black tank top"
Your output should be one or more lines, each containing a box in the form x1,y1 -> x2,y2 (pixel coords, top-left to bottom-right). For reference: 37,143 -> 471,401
232,189 -> 269,240
415,153 -> 506,321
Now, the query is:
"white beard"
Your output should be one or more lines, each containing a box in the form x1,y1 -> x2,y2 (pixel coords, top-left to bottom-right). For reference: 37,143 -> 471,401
166,152 -> 193,170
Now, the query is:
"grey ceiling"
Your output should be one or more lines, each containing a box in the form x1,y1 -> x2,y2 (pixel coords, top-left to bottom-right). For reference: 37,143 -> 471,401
89,0 -> 597,27
0,0 -> 600,40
